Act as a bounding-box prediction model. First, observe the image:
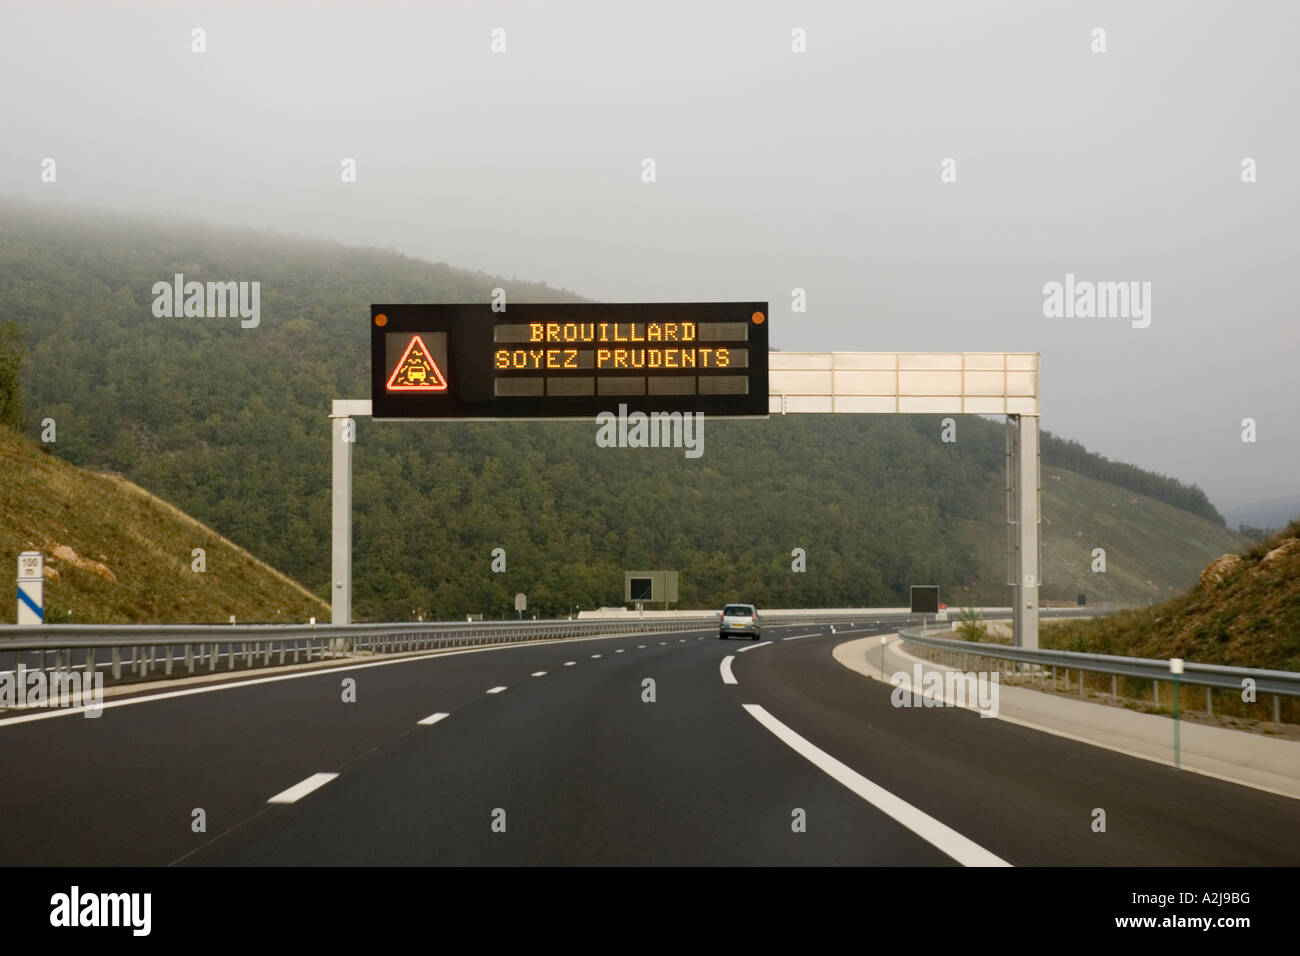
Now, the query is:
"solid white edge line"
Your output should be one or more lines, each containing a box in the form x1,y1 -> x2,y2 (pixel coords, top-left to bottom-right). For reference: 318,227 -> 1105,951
417,712 -> 449,726
486,686 -> 507,694
267,772 -> 339,805
720,656 -> 737,685
741,704 -> 1010,868
879,639 -> 1300,802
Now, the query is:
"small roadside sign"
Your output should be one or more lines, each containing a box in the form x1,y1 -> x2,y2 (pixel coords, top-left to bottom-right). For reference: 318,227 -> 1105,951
17,551 -> 43,626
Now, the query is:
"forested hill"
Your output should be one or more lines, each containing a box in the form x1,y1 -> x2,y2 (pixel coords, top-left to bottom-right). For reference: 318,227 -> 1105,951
0,201 -> 1242,620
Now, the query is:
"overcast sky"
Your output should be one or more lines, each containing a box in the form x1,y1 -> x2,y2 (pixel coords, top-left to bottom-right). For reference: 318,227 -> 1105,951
2,0 -> 1296,513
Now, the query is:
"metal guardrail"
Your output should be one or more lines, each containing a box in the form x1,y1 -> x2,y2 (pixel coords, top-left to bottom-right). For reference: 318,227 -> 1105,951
0,611 -> 918,686
0,608 -> 1105,689
0,617 -> 713,683
897,627 -> 1300,698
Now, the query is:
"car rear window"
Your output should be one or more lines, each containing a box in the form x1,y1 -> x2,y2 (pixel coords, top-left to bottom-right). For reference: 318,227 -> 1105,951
723,605 -> 754,616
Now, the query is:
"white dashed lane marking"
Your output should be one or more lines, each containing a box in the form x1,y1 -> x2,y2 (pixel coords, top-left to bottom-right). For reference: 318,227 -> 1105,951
417,712 -> 449,726
267,773 -> 338,805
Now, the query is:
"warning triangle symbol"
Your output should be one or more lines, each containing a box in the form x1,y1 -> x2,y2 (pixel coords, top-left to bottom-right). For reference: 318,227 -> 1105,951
386,334 -> 449,391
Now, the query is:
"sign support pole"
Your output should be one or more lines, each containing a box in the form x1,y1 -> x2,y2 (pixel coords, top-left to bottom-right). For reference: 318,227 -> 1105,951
331,400 -> 372,626
1008,414 -> 1041,649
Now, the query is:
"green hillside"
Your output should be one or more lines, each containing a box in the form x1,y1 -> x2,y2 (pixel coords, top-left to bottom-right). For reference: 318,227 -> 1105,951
1044,518 -> 1300,672
963,466 -> 1246,609
0,201 -> 1246,621
0,424 -> 328,624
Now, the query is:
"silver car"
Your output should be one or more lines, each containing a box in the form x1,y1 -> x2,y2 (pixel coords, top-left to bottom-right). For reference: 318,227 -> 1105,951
719,603 -> 761,641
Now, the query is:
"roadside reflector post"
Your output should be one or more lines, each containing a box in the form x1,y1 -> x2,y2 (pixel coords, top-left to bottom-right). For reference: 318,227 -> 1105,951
16,552 -> 44,626
1170,658 -> 1183,770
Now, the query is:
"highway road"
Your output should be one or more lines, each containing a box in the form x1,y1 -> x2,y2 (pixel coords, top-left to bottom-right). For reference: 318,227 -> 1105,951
1,622 -> 1296,866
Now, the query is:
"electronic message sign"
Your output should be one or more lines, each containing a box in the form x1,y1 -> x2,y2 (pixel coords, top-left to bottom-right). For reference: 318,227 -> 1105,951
371,303 -> 768,419
910,585 -> 940,615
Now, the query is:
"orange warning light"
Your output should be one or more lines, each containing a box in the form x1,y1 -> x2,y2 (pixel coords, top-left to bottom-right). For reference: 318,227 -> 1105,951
375,314 -> 388,327
751,311 -> 765,324
386,334 -> 449,391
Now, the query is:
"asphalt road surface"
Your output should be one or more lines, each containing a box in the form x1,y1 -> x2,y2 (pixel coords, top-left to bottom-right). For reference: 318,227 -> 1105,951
1,623 -> 1296,865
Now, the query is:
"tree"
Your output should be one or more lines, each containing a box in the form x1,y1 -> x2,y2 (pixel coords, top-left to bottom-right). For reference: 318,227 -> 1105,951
0,320 -> 25,430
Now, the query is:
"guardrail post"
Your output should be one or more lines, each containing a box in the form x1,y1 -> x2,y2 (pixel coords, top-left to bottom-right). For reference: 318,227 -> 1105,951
1153,680 -> 1159,706
112,647 -> 121,681
1274,695 -> 1281,724
1111,674 -> 1117,697
1170,659 -> 1183,770
209,643 -> 217,672
184,644 -> 193,674
164,646 -> 173,676
1205,686 -> 1212,715
85,647 -> 95,678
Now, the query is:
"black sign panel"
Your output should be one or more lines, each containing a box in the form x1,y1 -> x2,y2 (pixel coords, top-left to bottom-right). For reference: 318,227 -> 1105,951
910,586 -> 940,614
370,303 -> 768,419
